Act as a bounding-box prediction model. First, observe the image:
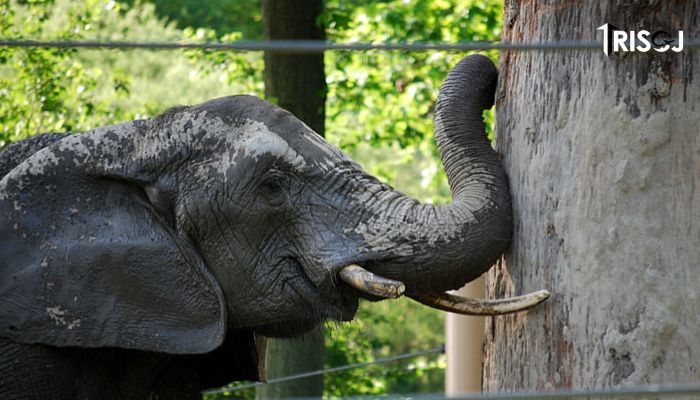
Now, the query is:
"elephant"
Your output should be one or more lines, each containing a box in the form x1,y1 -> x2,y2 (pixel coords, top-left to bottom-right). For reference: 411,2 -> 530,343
0,55 -> 547,399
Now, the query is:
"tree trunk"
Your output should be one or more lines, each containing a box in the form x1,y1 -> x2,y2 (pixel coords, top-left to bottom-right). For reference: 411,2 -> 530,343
262,0 -> 326,134
257,330 -> 325,398
258,0 -> 327,398
484,1 -> 699,393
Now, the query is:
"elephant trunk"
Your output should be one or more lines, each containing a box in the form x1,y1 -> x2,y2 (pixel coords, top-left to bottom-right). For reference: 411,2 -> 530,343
341,55 -> 547,314
418,53 -> 512,290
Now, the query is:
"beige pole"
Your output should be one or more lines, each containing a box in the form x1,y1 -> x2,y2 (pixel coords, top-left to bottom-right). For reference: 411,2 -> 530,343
445,276 -> 485,397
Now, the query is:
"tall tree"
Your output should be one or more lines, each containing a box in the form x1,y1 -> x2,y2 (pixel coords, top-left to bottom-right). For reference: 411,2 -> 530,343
484,1 -> 699,392
257,0 -> 327,398
262,0 -> 326,135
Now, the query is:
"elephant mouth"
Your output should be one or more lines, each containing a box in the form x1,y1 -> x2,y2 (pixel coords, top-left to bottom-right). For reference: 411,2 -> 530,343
289,257 -> 359,323
337,263 -> 550,316
253,257 -> 359,338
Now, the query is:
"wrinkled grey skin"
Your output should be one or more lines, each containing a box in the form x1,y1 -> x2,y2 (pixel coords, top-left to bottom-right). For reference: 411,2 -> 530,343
0,55 -> 510,399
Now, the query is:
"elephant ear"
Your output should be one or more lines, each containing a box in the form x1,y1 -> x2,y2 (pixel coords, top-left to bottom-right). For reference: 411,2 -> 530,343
0,121 -> 226,354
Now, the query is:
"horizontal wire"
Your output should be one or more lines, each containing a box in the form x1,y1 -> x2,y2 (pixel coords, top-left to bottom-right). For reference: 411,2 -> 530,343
3,39 -> 698,52
202,345 -> 445,395
202,340 -> 700,398
0,39 -> 598,52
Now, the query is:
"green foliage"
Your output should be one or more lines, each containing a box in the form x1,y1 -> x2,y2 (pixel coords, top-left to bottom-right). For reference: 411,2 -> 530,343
324,320 -> 385,396
181,28 -> 264,98
324,298 -> 446,397
322,0 -> 501,149
0,0 -> 116,144
321,0 -> 501,205
122,0 -> 262,39
0,0 -> 239,147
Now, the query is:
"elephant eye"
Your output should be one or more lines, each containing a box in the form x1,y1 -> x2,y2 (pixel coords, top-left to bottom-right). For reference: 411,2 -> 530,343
259,171 -> 288,206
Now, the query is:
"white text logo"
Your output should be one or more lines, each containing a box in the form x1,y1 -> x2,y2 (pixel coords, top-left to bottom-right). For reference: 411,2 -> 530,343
597,23 -> 684,56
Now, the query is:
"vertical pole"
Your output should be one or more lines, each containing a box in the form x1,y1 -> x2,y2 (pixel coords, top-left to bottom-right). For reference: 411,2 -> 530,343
258,0 -> 327,398
446,276 -> 485,397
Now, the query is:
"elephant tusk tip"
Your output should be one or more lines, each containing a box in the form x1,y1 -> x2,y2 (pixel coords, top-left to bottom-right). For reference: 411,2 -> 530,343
339,264 -> 406,299
408,288 -> 552,316
534,289 -> 551,301
394,282 -> 406,297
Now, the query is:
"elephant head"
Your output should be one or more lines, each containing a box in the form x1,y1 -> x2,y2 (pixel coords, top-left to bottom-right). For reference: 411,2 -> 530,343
0,55 -> 547,383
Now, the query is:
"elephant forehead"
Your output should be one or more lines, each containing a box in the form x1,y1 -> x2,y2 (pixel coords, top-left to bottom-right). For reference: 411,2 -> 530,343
234,119 -> 307,170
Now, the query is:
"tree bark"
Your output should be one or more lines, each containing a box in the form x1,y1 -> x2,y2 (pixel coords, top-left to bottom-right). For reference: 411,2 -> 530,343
257,330 -> 325,398
258,0 -> 327,398
484,1 -> 699,393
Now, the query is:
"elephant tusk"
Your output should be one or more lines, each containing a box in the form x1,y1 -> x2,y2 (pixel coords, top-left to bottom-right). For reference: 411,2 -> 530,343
408,289 -> 550,316
339,264 -> 406,299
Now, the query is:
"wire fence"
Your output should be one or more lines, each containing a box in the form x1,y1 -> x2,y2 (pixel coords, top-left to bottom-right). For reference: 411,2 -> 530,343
1,39 -> 699,53
203,344 -> 700,399
204,346 -> 445,395
3,36 -> 700,400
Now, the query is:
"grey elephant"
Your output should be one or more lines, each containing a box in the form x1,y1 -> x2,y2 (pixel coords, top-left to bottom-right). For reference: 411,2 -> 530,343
0,55 -> 547,399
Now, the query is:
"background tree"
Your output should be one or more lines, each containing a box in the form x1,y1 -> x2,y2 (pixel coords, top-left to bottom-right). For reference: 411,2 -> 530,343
256,0 -> 327,398
484,1 -> 699,392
